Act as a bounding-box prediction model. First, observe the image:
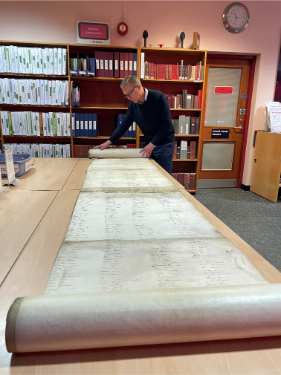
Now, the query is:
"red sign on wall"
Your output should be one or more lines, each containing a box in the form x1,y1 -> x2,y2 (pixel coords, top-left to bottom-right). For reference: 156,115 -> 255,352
214,86 -> 233,94
77,21 -> 110,43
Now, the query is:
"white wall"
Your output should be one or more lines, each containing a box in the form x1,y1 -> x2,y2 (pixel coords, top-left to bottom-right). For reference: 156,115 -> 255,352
0,1 -> 280,184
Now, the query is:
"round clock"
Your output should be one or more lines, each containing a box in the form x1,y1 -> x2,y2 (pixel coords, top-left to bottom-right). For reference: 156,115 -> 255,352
117,22 -> 128,36
222,2 -> 250,33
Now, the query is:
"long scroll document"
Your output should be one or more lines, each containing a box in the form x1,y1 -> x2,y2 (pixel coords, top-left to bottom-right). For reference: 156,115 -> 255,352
5,157 -> 281,353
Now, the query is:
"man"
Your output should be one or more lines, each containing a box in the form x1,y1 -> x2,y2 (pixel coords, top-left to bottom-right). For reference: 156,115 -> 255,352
97,76 -> 175,173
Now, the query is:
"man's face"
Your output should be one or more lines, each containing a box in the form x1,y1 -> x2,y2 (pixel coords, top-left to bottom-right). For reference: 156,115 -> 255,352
122,84 -> 142,103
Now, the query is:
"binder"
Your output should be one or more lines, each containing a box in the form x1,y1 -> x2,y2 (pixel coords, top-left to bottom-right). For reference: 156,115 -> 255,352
114,51 -> 120,78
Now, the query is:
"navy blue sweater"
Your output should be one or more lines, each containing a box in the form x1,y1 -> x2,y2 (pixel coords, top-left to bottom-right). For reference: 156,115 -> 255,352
110,89 -> 174,146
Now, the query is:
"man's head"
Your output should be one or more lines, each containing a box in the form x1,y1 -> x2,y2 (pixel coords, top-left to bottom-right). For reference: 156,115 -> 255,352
120,76 -> 145,103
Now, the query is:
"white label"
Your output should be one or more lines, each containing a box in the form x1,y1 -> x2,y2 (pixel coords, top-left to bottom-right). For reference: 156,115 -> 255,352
4,146 -> 16,184
0,161 -> 2,189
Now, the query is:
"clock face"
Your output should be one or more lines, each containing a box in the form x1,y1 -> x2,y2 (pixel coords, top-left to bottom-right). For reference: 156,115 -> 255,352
222,2 -> 250,33
117,22 -> 128,36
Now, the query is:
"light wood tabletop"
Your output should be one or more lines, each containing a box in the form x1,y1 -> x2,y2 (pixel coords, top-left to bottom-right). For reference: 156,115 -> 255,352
1,158 -> 281,375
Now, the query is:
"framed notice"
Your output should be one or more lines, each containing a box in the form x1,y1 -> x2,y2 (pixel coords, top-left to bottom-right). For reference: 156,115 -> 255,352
211,128 -> 230,139
77,21 -> 110,45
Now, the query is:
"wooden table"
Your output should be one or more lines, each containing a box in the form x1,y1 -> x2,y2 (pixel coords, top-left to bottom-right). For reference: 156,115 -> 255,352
1,158 -> 281,375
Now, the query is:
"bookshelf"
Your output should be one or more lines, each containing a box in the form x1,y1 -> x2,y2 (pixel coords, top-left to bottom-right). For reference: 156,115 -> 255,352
139,47 -> 207,191
0,40 -> 71,157
0,40 -> 208,192
69,44 -> 138,157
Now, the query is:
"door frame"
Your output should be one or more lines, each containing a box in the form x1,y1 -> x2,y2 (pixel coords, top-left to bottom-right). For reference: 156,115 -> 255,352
198,53 -> 256,187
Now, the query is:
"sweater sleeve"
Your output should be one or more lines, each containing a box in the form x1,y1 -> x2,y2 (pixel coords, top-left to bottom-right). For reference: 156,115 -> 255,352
109,104 -> 134,144
151,94 -> 173,146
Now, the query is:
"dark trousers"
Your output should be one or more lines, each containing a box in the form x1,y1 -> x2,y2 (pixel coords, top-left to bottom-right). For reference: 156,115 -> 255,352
151,142 -> 174,173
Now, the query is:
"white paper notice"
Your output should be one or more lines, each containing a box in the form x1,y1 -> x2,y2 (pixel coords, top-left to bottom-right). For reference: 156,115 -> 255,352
266,102 -> 281,133
4,146 -> 16,185
0,164 -> 3,190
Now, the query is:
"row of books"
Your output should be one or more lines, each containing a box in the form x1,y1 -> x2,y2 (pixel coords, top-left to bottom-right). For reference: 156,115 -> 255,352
71,113 -> 97,137
70,51 -> 137,78
0,78 -> 69,106
9,143 -> 71,158
166,90 -> 202,109
116,114 -> 137,137
172,172 -> 196,190
42,113 -> 70,136
71,57 -> 96,77
71,113 -> 137,138
0,110 -> 198,138
140,55 -> 204,81
174,140 -> 197,160
70,84 -> 201,111
0,111 -> 71,137
0,45 -> 67,75
1,111 -> 40,136
172,115 -> 200,135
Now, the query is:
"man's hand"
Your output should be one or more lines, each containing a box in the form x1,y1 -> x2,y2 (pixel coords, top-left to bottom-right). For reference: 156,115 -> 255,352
140,142 -> 155,158
95,140 -> 112,150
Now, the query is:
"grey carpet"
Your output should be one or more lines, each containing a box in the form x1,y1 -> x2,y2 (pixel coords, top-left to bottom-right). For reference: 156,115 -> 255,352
195,188 -> 281,271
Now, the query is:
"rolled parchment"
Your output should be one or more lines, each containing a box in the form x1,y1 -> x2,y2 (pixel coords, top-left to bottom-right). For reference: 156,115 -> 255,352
6,284 -> 281,353
88,148 -> 145,159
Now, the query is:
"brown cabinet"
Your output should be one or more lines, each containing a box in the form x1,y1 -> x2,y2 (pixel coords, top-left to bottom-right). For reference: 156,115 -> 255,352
251,131 -> 281,202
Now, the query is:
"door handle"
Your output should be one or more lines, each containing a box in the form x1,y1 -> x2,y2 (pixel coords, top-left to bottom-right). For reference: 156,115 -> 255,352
233,126 -> 242,133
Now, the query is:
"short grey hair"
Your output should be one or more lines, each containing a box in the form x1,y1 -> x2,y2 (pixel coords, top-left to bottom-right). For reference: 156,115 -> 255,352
120,76 -> 141,89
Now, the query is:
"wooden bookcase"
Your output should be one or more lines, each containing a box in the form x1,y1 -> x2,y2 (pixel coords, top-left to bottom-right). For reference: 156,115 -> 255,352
251,131 -> 281,202
139,47 -> 207,191
69,44 -> 138,157
0,40 -> 208,192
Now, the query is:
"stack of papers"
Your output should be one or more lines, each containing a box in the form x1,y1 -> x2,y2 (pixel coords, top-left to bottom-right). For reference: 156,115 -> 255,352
266,102 -> 281,133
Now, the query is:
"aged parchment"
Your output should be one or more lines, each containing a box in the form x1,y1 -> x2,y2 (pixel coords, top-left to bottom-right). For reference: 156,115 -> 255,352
82,169 -> 177,193
65,192 -> 222,241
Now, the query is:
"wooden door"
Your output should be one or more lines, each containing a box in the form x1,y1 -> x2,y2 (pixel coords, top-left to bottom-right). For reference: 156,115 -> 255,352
251,131 -> 281,202
198,55 -> 255,188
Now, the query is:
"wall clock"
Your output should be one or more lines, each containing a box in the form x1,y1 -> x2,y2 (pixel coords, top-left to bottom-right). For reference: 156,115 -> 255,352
222,2 -> 250,33
117,22 -> 128,36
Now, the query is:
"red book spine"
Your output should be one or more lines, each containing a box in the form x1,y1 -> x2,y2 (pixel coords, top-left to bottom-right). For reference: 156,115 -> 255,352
119,52 -> 126,78
171,64 -> 178,80
114,51 -> 120,78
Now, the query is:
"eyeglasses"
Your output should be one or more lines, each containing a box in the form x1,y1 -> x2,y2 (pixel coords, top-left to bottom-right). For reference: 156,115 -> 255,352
123,86 -> 137,98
